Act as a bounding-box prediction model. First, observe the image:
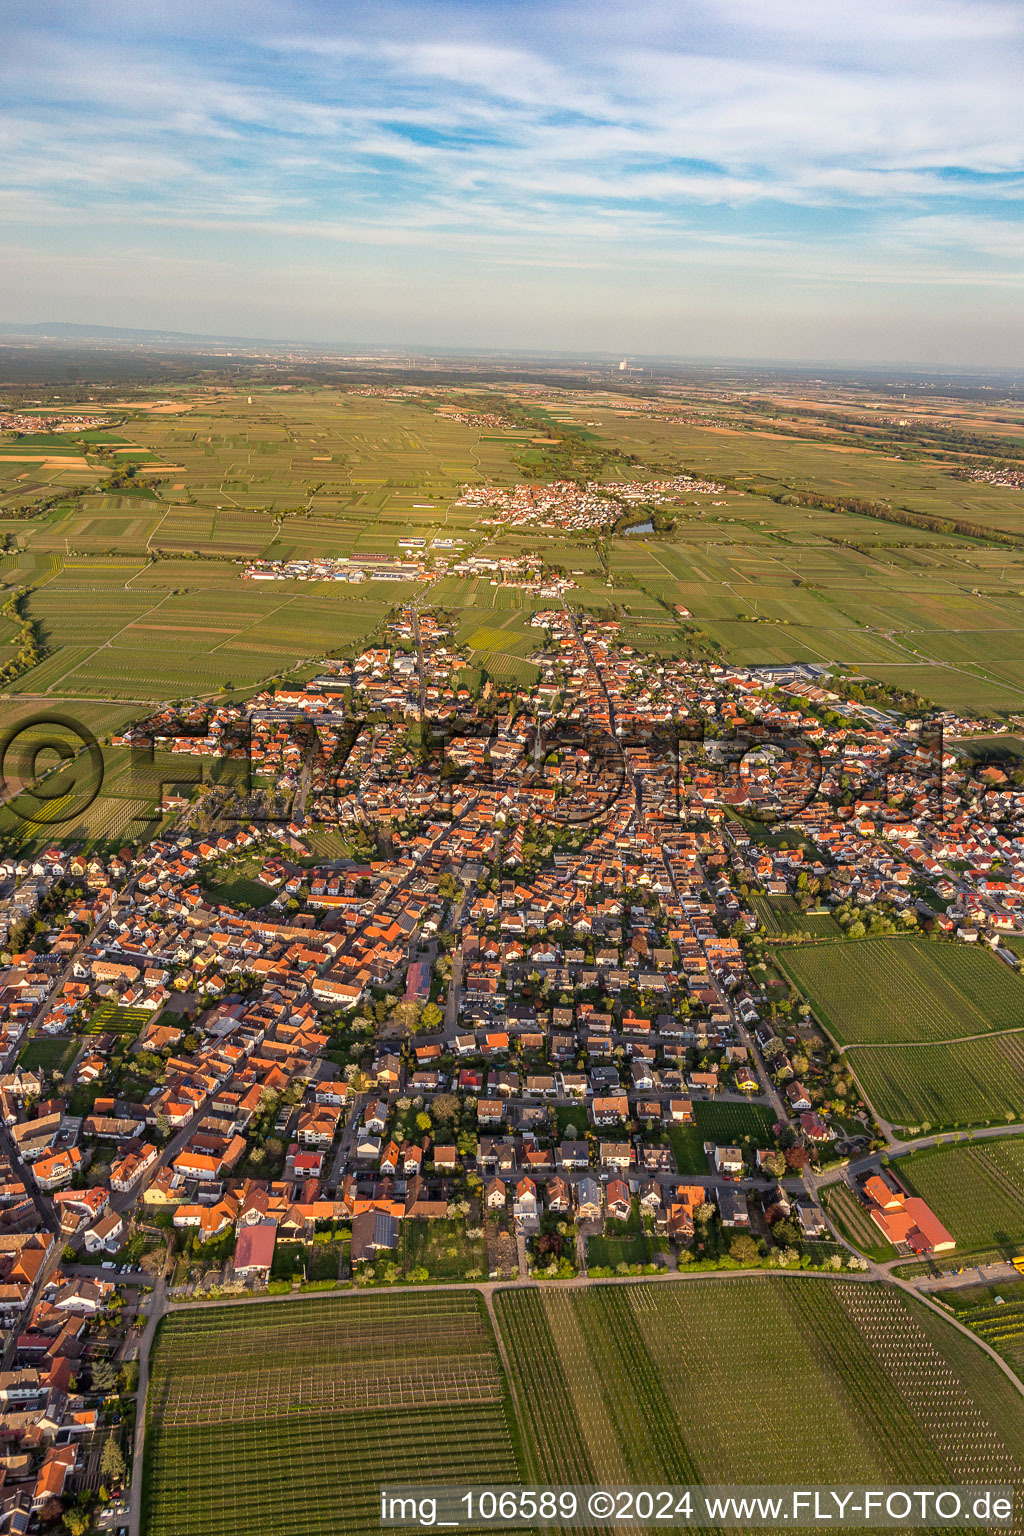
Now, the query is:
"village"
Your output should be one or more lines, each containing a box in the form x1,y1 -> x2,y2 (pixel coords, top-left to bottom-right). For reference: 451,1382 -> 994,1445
453,474 -> 727,532
0,596 -> 1021,1528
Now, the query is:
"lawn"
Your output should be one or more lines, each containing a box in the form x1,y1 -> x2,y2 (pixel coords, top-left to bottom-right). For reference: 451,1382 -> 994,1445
495,1279 -> 1024,1488
667,1100 -> 778,1174
202,868 -> 278,910
586,1232 -> 667,1268
143,1291 -> 520,1536
897,1137 -> 1024,1255
18,1034 -> 77,1075
777,936 -> 1024,1046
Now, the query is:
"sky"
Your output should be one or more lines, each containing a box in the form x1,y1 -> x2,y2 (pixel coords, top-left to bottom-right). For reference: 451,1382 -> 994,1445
1,0 -> 1022,365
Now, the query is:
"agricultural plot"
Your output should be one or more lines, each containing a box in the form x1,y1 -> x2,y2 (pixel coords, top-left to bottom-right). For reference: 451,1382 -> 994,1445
0,735 -> 168,855
846,1033 -> 1024,1131
777,936 -> 1024,1046
6,387 -> 1024,717
820,1183 -> 893,1262
898,1137 -> 1024,1254
495,1279 -> 1024,1489
958,1292 -> 1024,1379
666,1100 -> 777,1174
14,567 -> 402,702
748,892 -> 840,938
83,1002 -> 150,1037
143,1291 -> 521,1536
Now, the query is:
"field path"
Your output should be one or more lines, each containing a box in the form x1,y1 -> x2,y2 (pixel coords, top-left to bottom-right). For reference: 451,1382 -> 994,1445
47,591 -> 173,694
840,1024 -> 1024,1052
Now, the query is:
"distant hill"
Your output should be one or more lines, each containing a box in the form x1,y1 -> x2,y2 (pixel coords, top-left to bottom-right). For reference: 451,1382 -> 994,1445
0,319 -> 283,346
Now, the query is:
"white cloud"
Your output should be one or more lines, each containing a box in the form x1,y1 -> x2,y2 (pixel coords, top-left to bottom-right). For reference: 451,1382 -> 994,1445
0,0 -> 1020,357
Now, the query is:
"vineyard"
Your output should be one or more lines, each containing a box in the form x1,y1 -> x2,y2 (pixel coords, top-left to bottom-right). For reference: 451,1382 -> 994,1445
959,1294 -> 1024,1377
898,1137 -> 1024,1254
495,1279 -> 1024,1489
847,1033 -> 1024,1130
748,892 -> 839,938
777,936 -> 1024,1046
820,1183 -> 893,1261
143,1292 -> 521,1536
667,1100 -> 777,1174
84,1002 -> 150,1036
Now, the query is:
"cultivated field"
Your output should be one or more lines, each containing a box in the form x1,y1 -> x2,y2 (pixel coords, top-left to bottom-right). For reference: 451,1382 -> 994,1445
4,385 -> 1024,724
777,936 -> 1024,1046
495,1279 -> 1024,1489
83,1002 -> 150,1037
820,1183 -> 893,1262
846,1034 -> 1024,1130
143,1291 -> 521,1536
748,892 -> 840,938
898,1137 -> 1024,1254
667,1100 -> 777,1173
958,1291 -> 1024,1379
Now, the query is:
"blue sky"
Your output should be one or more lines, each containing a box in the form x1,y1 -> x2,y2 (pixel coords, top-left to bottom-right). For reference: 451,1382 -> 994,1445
1,0 -> 1022,363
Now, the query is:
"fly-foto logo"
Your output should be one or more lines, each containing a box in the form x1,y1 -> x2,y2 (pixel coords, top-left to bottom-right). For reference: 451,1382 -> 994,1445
0,705 -> 952,832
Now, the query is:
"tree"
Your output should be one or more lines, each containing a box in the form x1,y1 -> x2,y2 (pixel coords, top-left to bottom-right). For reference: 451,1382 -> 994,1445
420,1001 -> 443,1031
391,999 -> 421,1035
101,1434 -> 126,1486
64,1510 -> 90,1536
93,1360 -> 117,1393
728,1234 -> 760,1267
415,1111 -> 432,1134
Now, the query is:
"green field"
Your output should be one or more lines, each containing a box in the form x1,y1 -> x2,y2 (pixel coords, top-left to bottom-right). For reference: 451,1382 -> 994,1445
748,892 -> 840,938
956,1289 -> 1024,1379
847,1034 -> 1024,1131
140,1274 -> 1024,1534
777,937 -> 1024,1046
898,1137 -> 1024,1254
820,1183 -> 894,1262
495,1279 -> 1024,1490
84,1002 -> 151,1036
5,385 -> 1024,720
17,1034 -> 77,1075
143,1292 -> 521,1536
666,1099 -> 778,1174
